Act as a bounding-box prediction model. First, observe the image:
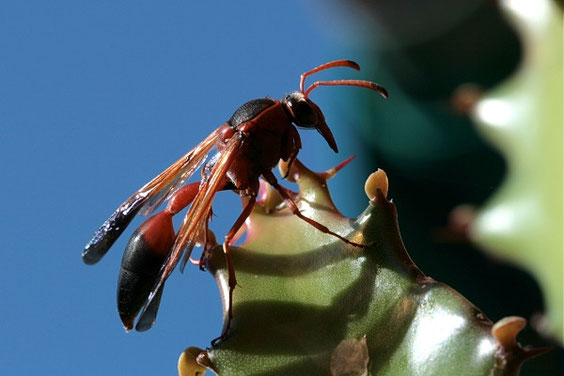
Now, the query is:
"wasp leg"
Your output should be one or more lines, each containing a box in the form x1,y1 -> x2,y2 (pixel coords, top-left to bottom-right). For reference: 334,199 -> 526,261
192,210 -> 215,271
280,124 -> 302,180
211,191 -> 257,346
263,170 -> 370,248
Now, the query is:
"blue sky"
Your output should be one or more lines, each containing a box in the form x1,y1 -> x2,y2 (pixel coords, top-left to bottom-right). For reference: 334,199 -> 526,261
0,2 -> 374,374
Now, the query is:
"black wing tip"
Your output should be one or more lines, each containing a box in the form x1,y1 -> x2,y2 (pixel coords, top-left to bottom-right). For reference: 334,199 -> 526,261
82,237 -> 112,264
135,319 -> 155,332
123,308 -> 156,332
82,247 -> 101,265
134,284 -> 165,332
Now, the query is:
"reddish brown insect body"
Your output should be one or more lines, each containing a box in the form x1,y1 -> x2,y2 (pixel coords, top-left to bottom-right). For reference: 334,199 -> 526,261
82,60 -> 388,342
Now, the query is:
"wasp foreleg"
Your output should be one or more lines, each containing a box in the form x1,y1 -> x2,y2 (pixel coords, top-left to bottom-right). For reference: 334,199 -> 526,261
263,170 -> 370,248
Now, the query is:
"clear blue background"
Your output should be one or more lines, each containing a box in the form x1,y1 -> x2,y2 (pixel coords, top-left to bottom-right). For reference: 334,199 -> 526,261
0,2 -> 375,374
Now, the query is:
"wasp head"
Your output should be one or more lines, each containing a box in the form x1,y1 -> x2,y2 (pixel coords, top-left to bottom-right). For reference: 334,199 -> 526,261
282,60 -> 388,154
282,92 -> 338,153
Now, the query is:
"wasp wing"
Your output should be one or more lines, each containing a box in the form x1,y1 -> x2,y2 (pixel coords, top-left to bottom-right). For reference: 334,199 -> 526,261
82,128 -> 220,265
135,282 -> 165,332
138,133 -> 245,319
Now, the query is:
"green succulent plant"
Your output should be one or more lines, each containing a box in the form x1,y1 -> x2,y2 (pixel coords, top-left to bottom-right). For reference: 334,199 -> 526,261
469,0 -> 563,341
177,159 -> 544,376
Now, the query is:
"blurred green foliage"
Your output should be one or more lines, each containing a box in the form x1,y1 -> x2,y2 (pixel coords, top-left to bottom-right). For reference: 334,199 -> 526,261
337,0 -> 562,374
470,0 -> 563,341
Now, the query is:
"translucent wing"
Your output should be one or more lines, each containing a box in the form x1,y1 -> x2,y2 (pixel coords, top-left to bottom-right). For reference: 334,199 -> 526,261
134,283 -> 164,332
82,128 -> 220,265
139,133 -> 245,316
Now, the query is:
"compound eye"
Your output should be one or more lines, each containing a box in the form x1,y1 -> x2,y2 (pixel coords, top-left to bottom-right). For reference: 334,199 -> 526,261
287,97 -> 318,128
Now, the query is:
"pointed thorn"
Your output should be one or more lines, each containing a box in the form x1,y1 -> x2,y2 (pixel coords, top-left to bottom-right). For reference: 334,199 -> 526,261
319,155 -> 356,179
196,351 -> 214,369
522,346 -> 553,361
278,159 -> 296,182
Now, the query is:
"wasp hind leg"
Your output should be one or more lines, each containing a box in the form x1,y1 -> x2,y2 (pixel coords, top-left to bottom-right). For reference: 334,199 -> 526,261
262,170 -> 371,248
211,185 -> 258,346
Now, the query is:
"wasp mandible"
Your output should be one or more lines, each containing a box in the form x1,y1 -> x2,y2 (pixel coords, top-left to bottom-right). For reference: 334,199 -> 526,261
82,60 -> 388,342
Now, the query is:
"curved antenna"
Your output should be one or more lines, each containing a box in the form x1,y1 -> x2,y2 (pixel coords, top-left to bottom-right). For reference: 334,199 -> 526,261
304,79 -> 389,99
300,60 -> 360,94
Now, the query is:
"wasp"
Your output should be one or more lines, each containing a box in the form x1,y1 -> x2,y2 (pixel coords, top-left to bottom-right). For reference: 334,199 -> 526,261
82,60 -> 388,342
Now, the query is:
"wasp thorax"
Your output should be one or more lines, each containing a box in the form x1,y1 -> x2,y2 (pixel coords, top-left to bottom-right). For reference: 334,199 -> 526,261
283,92 -> 319,128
